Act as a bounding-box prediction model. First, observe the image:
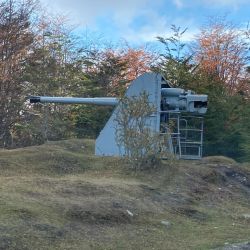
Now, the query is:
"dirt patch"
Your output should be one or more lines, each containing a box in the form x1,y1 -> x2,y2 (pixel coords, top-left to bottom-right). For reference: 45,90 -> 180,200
58,182 -> 113,197
174,207 -> 208,222
48,154 -> 83,174
213,166 -> 250,197
139,184 -> 194,207
0,236 -> 14,250
224,169 -> 250,188
12,208 -> 37,221
0,158 -> 11,169
66,204 -> 133,225
24,191 -> 47,199
202,169 -> 227,185
190,164 -> 250,202
32,223 -> 65,240
214,242 -> 250,250
0,231 -> 28,250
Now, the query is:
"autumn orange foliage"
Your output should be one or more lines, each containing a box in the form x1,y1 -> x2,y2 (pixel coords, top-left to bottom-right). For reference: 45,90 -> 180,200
89,47 -> 154,95
120,48 -> 154,84
194,19 -> 249,95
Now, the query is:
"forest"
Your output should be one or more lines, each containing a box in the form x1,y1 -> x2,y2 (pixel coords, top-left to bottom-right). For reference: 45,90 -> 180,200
0,0 -> 250,162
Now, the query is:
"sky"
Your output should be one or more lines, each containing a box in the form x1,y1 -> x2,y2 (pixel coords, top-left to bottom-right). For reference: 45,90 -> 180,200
39,0 -> 250,45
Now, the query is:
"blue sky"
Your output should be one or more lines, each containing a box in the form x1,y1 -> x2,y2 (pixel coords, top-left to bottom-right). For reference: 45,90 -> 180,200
40,0 -> 250,45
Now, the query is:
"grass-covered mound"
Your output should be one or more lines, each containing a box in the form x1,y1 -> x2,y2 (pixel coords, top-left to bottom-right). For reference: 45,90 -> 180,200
0,139 -> 249,250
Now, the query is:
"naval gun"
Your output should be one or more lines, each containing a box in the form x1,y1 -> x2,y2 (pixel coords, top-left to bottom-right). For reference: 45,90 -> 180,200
29,73 -> 208,159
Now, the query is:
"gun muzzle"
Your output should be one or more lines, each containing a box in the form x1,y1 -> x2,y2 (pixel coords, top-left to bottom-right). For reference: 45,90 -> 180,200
29,96 -> 41,103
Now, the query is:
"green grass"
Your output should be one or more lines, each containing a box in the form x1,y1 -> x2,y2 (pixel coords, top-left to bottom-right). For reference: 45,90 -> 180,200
0,139 -> 249,249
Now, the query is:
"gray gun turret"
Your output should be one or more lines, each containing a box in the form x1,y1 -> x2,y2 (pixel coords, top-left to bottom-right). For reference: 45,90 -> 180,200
29,72 -> 207,159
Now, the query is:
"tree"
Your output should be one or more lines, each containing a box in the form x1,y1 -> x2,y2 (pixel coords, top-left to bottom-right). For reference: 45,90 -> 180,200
21,13 -> 89,145
193,17 -> 250,95
202,78 -> 245,159
66,45 -> 155,141
120,47 -> 154,84
70,105 -> 113,139
155,22 -> 250,161
155,25 -> 194,88
86,49 -> 128,96
190,18 -> 250,160
0,0 -> 36,147
82,45 -> 155,96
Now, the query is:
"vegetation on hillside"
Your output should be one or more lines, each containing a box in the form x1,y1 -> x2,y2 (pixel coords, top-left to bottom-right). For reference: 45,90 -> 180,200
0,139 -> 249,249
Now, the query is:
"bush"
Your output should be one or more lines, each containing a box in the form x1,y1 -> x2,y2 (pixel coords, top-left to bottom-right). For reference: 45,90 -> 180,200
115,92 -> 168,170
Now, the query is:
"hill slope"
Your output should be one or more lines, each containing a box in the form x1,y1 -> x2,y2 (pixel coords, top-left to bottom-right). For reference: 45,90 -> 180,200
0,139 -> 249,250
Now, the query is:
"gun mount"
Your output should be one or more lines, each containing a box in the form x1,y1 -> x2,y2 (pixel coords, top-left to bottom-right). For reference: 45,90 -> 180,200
29,73 -> 208,159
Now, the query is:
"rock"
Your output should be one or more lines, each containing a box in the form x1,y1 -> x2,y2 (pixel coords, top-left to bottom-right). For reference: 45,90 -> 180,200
126,210 -> 133,217
161,220 -> 171,228
242,214 -> 250,220
214,242 -> 250,250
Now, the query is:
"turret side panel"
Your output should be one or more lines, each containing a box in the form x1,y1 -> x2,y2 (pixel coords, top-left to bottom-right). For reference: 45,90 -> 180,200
95,72 -> 162,156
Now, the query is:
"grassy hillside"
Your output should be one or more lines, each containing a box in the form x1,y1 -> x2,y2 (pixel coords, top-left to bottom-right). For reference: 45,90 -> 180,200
0,139 -> 249,250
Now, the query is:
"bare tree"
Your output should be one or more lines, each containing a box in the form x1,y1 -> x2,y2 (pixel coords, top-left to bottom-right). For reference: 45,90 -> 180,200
115,92 -> 165,170
0,0 -> 36,146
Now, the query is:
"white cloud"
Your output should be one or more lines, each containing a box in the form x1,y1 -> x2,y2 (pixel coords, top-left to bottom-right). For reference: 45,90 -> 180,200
187,0 -> 248,9
173,0 -> 184,8
171,0 -> 248,9
124,25 -> 198,43
40,0 -> 182,44
40,0 -> 153,27
120,12 -> 197,43
201,0 -> 248,6
39,0 -> 247,45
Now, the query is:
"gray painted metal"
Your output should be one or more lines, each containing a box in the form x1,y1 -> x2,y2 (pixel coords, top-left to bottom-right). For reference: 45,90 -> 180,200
161,88 -> 207,114
30,96 -> 119,106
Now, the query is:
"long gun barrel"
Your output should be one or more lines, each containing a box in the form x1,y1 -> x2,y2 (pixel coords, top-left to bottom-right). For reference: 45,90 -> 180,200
29,88 -> 207,114
29,96 -> 119,106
